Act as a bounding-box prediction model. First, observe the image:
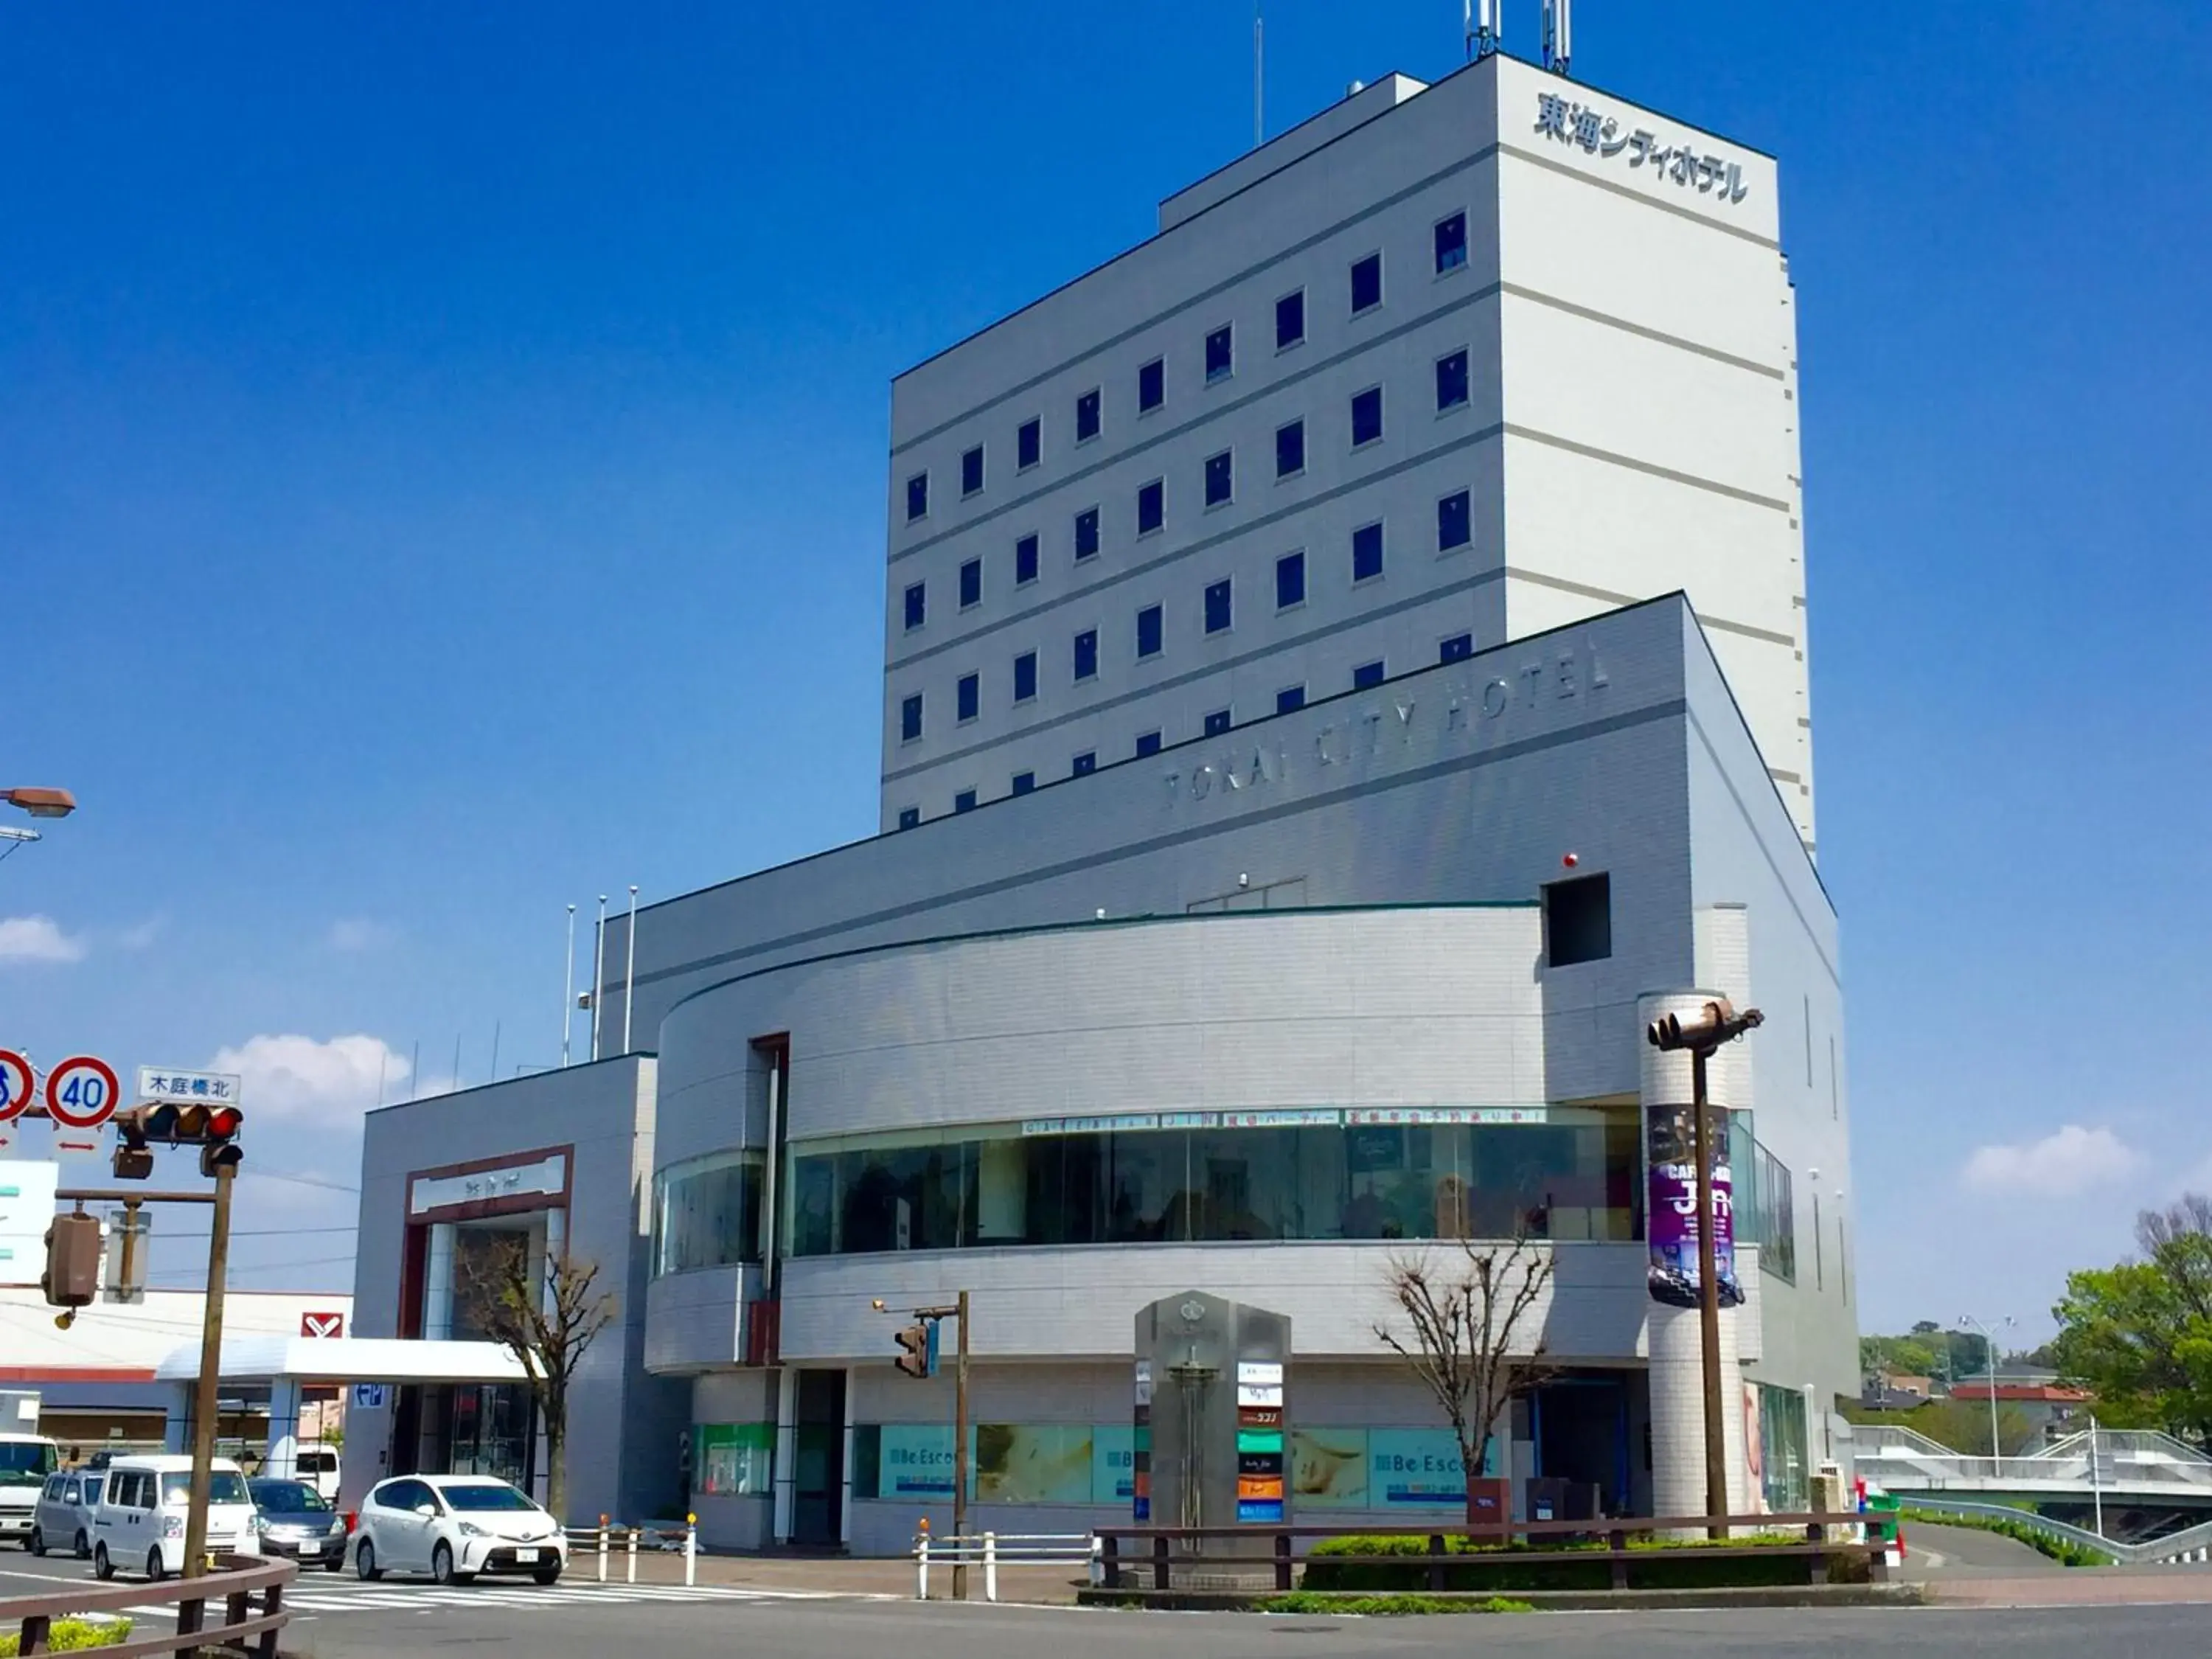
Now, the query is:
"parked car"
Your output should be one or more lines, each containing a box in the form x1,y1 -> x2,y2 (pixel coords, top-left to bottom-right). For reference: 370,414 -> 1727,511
246,1478 -> 348,1571
29,1469 -> 105,1559
91,1455 -> 260,1582
292,1446 -> 341,1501
351,1475 -> 565,1586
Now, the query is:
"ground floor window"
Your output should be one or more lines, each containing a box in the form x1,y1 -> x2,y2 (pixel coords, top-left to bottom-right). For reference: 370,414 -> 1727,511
1752,1382 -> 1810,1514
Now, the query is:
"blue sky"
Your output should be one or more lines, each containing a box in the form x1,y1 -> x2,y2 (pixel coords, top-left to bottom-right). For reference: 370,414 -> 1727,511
3,2 -> 2207,1335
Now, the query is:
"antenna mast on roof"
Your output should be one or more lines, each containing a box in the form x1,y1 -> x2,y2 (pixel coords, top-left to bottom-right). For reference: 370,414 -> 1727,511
1253,4 -> 1265,147
1543,0 -> 1573,75
1469,0 -> 1501,61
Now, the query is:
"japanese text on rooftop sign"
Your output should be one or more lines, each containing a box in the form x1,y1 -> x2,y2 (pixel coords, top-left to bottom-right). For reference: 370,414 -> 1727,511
1535,92 -> 1749,204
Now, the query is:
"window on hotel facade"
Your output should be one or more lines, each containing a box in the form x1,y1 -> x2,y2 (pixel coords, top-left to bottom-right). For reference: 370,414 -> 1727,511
784,1110 -> 1639,1256
1072,751 -> 1096,776
1352,385 -> 1383,448
961,445 -> 984,497
1015,532 -> 1040,585
900,693 -> 923,743
1138,357 -> 1164,413
652,1150 -> 765,1276
1439,633 -> 1473,664
1135,729 -> 1162,757
957,672 -> 979,723
1204,449 -> 1234,507
959,557 -> 982,608
1436,348 -> 1471,411
1438,490 -> 1472,552
1351,251 -> 1383,315
1276,684 -> 1305,714
1205,324 -> 1234,384
1543,872 -> 1611,966
1352,521 -> 1384,582
1076,387 -> 1102,442
1017,417 -> 1041,470
1276,418 -> 1305,479
1136,604 -> 1163,660
1276,550 -> 1305,610
1137,479 -> 1164,536
1074,629 -> 1099,681
954,788 -> 977,813
903,581 -> 925,631
1276,288 -> 1305,349
1203,707 -> 1232,737
1012,771 -> 1035,796
905,471 -> 928,522
1074,506 -> 1100,561
1204,578 -> 1232,635
1435,211 -> 1468,273
1353,659 -> 1385,690
1013,650 -> 1037,703
897,807 -> 920,830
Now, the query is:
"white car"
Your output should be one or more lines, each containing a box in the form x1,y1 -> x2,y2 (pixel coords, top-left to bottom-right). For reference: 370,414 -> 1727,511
29,1468 -> 105,1559
92,1455 -> 260,1582
352,1475 -> 565,1586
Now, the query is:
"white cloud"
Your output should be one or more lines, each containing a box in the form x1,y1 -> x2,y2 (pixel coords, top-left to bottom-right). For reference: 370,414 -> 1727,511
206,1034 -> 415,1119
325,918 -> 394,952
116,916 -> 167,951
0,914 -> 87,964
1962,1125 -> 2143,1197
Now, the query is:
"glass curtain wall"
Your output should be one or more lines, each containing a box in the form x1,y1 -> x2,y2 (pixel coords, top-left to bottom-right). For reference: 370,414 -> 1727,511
787,1109 -> 1640,1257
652,1150 -> 765,1277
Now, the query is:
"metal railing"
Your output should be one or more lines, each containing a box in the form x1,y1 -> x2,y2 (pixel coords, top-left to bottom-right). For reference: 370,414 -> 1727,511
563,1517 -> 702,1586
911,1530 -> 1102,1602
3,1553 -> 294,1658
1902,1498 -> 2212,1566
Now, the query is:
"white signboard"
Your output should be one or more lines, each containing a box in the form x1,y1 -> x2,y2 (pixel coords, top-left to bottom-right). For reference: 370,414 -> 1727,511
1236,1362 -> 1284,1386
137,1068 -> 243,1105
1236,1384 -> 1284,1408
0,1159 -> 60,1271
409,1152 -> 566,1217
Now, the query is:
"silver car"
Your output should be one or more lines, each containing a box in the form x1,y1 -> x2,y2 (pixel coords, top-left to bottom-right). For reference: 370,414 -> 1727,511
30,1470 -> 105,1559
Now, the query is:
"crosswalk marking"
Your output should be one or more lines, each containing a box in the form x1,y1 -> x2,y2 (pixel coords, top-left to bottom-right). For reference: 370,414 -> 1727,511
276,1580 -> 893,1618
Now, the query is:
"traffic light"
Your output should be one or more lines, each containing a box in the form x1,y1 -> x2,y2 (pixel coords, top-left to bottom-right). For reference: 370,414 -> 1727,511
894,1322 -> 933,1379
41,1211 -> 101,1311
112,1101 -> 246,1180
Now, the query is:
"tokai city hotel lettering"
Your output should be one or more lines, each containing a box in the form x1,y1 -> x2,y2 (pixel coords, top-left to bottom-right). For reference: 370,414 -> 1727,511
1164,640 -> 1609,808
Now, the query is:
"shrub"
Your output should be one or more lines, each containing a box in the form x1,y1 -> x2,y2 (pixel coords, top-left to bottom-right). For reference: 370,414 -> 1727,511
1299,1531 -> 1869,1593
1256,1592 -> 1533,1615
0,1617 -> 131,1655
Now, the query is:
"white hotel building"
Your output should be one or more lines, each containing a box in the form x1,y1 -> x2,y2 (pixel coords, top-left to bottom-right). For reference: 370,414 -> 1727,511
341,51 -> 1856,1551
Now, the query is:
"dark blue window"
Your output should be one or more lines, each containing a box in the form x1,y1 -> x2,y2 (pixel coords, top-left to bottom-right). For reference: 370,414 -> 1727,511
1075,387 -> 1101,442
1204,579 -> 1232,636
1203,708 -> 1231,737
905,471 -> 928,521
1204,450 -> 1233,507
1352,521 -> 1384,582
1013,650 -> 1037,703
1435,212 -> 1468,274
957,672 -> 979,723
903,582 -> 925,630
1017,417 -> 1041,470
954,788 -> 978,813
1436,349 -> 1470,411
1136,605 -> 1163,660
1138,479 -> 1164,535
1074,507 -> 1100,560
1276,419 -> 1305,479
900,693 -> 922,742
961,445 -> 984,497
1440,633 -> 1474,664
1205,324 -> 1234,383
1352,385 -> 1383,447
1276,551 -> 1305,610
1276,685 -> 1305,715
1138,357 -> 1164,412
1135,730 -> 1162,758
1351,252 -> 1382,314
1072,751 -> 1096,776
1012,771 -> 1035,796
1074,629 -> 1099,681
1353,659 -> 1385,690
959,557 -> 982,608
897,807 -> 920,830
1276,289 -> 1305,349
1015,533 -> 1039,585
1438,490 -> 1472,552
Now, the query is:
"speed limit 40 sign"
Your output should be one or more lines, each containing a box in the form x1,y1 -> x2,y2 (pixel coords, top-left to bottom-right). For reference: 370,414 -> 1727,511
45,1054 -> 121,1130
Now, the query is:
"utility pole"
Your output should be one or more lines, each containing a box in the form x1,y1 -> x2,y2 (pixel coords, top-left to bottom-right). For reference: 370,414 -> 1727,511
953,1289 -> 970,1601
181,1158 -> 235,1584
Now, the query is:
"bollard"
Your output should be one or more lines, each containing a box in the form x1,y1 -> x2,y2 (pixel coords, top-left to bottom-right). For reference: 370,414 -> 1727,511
627,1523 -> 639,1584
1088,1534 -> 1104,1588
598,1516 -> 610,1583
685,1513 -> 698,1587
984,1531 -> 998,1604
916,1519 -> 931,1600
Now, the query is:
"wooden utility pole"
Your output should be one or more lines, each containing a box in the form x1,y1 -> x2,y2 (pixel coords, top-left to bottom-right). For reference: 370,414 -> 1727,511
182,1160 -> 236,1581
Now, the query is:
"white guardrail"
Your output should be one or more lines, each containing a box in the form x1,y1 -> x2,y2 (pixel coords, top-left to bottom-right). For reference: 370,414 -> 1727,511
563,1518 -> 702,1586
912,1528 -> 1102,1602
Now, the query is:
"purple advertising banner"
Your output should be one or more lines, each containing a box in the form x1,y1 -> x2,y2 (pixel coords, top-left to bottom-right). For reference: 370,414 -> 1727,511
1646,1102 -> 1743,1308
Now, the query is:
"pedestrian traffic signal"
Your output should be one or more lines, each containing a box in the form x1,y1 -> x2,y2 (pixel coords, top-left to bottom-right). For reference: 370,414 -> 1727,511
41,1212 -> 101,1311
894,1322 -> 933,1379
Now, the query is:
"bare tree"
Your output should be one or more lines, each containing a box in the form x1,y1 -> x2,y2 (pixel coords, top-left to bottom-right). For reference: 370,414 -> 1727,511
458,1234 -> 616,1523
1374,1234 -> 1556,1526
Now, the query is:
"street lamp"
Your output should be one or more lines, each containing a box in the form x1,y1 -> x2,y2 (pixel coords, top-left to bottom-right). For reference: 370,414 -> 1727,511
1648,995 -> 1764,1534
3,788 -> 76,819
1960,1313 -> 2014,1472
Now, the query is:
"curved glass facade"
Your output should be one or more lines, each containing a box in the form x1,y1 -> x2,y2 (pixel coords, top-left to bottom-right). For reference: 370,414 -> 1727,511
785,1108 -> 1638,1256
652,1150 -> 765,1277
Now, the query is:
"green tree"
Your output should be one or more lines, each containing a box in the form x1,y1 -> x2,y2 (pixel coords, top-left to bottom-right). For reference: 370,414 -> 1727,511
2051,1194 -> 2212,1450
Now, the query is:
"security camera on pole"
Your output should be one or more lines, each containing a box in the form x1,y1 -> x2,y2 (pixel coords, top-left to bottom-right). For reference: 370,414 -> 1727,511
1646,995 -> 1763,1537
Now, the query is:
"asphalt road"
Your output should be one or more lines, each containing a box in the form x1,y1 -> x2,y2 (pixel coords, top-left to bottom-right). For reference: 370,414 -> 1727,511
11,1546 -> 2212,1658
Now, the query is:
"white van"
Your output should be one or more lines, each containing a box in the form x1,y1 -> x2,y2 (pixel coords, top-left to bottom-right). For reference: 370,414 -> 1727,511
293,1446 -> 341,1502
92,1455 -> 261,1582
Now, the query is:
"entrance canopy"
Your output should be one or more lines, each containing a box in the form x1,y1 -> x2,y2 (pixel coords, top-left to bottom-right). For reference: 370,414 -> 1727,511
154,1335 -> 526,1386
